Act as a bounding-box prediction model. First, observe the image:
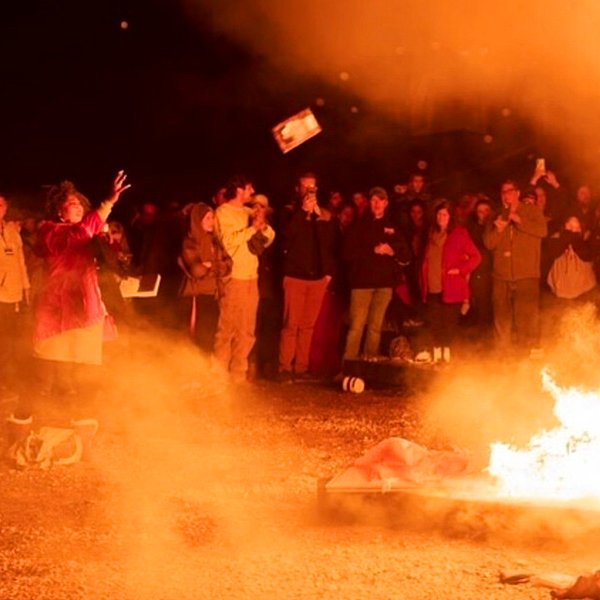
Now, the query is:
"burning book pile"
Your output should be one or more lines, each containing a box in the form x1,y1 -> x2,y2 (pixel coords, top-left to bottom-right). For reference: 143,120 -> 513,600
320,370 -> 600,543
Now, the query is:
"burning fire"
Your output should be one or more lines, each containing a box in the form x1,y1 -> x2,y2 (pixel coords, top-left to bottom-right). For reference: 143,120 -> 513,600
488,369 -> 600,502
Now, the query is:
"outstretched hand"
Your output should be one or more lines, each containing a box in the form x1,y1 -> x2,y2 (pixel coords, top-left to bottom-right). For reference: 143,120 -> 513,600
108,170 -> 131,204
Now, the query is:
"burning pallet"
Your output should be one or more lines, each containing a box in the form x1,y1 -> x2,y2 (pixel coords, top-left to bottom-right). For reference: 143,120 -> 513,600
317,437 -> 600,544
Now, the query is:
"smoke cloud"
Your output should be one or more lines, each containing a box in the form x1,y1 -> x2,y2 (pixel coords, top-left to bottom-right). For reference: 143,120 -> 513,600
184,0 -> 600,175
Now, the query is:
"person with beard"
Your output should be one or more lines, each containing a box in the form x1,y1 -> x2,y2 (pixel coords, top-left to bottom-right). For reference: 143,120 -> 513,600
214,175 -> 275,384
484,179 -> 547,358
278,172 -> 336,382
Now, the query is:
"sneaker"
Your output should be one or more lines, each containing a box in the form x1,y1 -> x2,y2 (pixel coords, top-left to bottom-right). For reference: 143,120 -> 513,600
332,371 -> 344,384
276,370 -> 294,384
414,350 -> 432,363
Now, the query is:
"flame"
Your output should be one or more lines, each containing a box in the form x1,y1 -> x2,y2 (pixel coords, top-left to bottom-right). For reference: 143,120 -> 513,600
488,369 -> 600,501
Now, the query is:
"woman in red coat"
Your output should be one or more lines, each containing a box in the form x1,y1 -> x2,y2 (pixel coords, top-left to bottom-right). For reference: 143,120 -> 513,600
421,200 -> 481,361
33,171 -> 130,396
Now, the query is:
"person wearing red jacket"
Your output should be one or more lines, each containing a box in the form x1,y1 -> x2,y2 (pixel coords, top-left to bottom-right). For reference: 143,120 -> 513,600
33,171 -> 130,398
421,200 -> 481,361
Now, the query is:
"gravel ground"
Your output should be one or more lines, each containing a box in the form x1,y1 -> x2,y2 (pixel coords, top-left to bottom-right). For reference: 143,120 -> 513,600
1,336 -> 599,600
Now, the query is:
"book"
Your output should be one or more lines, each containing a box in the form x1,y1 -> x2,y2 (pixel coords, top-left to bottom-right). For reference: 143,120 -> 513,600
119,274 -> 161,298
272,107 -> 322,153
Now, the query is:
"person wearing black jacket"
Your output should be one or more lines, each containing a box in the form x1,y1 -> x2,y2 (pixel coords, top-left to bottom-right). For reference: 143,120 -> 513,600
342,187 -> 411,360
278,174 -> 337,382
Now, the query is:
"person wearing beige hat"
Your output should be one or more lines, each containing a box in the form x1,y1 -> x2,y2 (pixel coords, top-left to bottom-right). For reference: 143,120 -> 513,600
248,194 -> 273,214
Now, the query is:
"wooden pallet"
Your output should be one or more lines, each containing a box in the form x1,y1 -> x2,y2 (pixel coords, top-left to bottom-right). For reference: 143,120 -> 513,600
317,476 -> 600,543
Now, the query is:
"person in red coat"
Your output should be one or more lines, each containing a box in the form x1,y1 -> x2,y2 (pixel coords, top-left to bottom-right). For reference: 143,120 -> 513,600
32,171 -> 131,398
421,200 -> 481,361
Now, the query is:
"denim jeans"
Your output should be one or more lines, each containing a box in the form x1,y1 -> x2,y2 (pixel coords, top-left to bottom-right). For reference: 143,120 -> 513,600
344,288 -> 393,359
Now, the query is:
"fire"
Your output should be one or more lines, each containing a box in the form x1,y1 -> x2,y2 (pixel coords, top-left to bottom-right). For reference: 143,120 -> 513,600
488,369 -> 600,501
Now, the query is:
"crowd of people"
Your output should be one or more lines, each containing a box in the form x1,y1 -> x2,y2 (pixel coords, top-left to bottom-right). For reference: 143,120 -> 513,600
1,162 -> 600,415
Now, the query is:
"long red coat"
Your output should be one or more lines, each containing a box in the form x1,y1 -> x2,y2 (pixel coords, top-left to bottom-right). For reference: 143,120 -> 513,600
421,226 -> 481,304
34,210 -> 109,343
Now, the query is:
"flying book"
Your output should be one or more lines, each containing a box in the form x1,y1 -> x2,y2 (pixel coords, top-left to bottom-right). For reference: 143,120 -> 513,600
272,108 -> 322,153
119,274 -> 161,298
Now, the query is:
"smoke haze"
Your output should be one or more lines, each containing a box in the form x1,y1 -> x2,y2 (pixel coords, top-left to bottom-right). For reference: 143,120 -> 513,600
185,0 -> 600,174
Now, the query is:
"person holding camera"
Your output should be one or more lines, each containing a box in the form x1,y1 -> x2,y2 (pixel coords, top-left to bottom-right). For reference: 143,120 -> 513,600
484,179 -> 547,358
277,172 -> 336,382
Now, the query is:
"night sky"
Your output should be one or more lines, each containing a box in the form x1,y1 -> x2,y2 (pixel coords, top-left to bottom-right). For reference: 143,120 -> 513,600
0,1 -> 552,212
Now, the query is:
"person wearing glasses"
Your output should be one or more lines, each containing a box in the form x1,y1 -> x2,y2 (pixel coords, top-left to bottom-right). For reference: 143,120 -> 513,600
484,179 -> 547,358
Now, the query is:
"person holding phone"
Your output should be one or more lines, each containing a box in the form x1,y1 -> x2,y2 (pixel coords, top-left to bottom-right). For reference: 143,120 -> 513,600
484,179 -> 547,358
277,172 -> 336,382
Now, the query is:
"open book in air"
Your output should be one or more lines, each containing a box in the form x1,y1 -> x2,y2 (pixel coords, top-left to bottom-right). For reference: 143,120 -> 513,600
272,108 -> 322,153
119,274 -> 161,298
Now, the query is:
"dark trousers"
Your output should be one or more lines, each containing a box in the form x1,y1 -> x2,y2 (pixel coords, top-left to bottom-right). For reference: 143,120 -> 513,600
469,272 -> 493,327
492,277 -> 540,352
191,295 -> 219,355
426,293 -> 461,347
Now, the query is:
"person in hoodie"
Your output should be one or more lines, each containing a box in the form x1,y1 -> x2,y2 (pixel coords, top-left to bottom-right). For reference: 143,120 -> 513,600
342,187 -> 411,361
178,202 -> 232,354
547,215 -> 596,299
